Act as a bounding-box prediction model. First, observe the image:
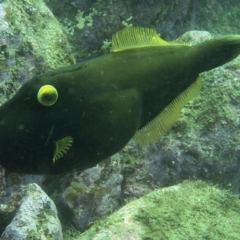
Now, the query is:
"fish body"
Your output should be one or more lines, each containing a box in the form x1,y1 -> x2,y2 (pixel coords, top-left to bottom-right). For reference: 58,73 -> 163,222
0,27 -> 240,174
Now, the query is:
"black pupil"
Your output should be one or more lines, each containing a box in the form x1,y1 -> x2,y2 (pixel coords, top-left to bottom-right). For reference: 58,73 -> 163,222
43,93 -> 54,102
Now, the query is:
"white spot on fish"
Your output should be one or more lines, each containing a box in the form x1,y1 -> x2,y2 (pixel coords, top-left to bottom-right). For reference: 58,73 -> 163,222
17,124 -> 24,130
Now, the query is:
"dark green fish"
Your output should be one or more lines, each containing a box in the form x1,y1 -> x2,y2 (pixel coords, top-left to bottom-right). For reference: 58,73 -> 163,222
0,27 -> 240,174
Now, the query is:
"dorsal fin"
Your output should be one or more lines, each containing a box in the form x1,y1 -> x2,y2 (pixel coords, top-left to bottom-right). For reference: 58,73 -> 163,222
112,26 -> 188,52
134,76 -> 202,146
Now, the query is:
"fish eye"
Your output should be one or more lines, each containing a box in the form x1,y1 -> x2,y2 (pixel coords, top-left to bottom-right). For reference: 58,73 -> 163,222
37,85 -> 58,106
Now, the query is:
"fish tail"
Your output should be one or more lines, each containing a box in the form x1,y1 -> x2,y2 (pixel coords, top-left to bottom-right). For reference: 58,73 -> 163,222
191,35 -> 240,72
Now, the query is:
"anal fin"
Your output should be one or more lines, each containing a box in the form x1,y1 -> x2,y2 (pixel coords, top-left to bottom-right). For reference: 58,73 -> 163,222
134,75 -> 202,146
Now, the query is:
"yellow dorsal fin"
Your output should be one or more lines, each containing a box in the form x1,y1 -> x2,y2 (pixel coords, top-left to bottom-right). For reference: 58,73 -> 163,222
53,136 -> 73,164
112,26 -> 188,52
134,76 -> 202,146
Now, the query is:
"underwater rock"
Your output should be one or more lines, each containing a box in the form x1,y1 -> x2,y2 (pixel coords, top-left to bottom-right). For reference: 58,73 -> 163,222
45,0 -> 240,62
59,158 -> 123,231
1,183 -> 62,240
0,170 -> 45,235
77,181 -> 240,239
0,0 -> 72,104
0,168 -> 14,235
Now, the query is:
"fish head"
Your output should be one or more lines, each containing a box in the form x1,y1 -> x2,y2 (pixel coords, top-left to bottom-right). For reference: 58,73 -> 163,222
0,73 -> 77,174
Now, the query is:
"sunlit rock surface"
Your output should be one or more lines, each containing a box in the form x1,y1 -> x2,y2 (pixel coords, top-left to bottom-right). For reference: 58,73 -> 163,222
1,183 -> 62,240
0,0 -> 72,104
77,181 -> 240,240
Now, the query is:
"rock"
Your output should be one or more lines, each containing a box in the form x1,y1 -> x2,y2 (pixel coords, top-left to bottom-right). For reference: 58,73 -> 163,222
0,169 -> 45,234
59,157 -> 123,231
1,183 -> 62,240
77,180 -> 240,239
45,0 -> 240,62
0,0 -> 73,104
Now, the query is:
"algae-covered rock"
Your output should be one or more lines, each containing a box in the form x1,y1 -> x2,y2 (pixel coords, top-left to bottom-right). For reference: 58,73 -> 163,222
0,0 -> 73,104
59,157 -> 123,232
77,181 -> 240,240
1,183 -> 63,240
45,0 -> 240,62
0,170 -> 45,235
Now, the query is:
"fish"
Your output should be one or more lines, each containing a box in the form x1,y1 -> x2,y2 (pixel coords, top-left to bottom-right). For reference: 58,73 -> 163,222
0,27 -> 240,174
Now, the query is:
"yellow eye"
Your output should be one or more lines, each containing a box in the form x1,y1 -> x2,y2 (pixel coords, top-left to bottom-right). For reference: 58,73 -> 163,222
37,85 -> 58,106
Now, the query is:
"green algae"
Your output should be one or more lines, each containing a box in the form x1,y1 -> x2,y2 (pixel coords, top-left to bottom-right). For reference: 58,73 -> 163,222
0,0 -> 74,101
0,0 -> 74,104
73,180 -> 240,240
134,181 -> 240,239
4,0 -> 73,69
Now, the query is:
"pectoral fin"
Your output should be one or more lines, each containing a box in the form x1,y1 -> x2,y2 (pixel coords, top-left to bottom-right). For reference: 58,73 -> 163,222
53,136 -> 73,163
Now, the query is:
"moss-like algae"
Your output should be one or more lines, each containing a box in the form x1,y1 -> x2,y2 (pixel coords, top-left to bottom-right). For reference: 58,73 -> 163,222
4,0 -> 73,69
135,181 -> 240,239
73,180 -> 240,240
0,0 -> 74,104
